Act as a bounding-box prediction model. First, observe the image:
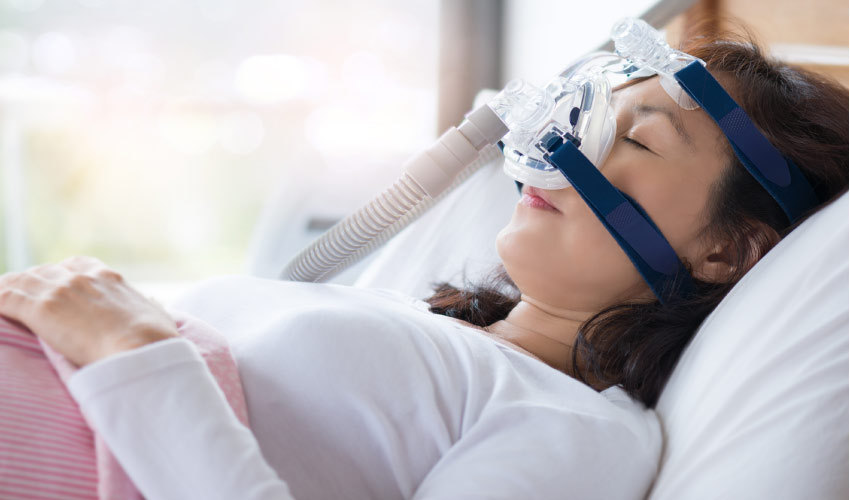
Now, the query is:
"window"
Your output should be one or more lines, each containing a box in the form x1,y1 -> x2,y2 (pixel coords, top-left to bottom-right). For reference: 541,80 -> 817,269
0,0 -> 439,294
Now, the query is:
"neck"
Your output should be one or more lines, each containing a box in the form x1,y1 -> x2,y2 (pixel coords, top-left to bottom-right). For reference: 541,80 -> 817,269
485,294 -> 591,375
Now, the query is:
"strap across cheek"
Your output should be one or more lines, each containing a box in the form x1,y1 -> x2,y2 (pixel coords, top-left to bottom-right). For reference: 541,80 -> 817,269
543,139 -> 694,304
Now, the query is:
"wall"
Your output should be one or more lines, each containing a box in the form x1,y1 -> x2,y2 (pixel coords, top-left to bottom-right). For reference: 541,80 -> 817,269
501,0 -> 665,86
501,0 -> 847,87
666,0 -> 848,86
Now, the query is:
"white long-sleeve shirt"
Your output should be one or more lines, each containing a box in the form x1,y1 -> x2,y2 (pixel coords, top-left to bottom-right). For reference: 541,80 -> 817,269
68,275 -> 661,500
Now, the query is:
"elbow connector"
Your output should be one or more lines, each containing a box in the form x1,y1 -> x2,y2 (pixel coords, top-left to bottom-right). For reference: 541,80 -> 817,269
403,104 -> 508,198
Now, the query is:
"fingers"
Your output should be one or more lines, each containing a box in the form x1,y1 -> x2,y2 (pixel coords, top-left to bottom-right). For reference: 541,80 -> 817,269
0,268 -> 55,295
0,257 -> 102,285
60,256 -> 110,274
0,263 -> 72,299
0,288 -> 36,323
29,263 -> 73,281
0,270 -> 61,324
0,257 -> 123,287
59,256 -> 125,283
0,270 -> 35,323
0,256 -> 121,316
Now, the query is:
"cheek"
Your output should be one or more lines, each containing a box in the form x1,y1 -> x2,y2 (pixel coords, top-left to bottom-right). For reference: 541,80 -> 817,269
614,163 -> 711,254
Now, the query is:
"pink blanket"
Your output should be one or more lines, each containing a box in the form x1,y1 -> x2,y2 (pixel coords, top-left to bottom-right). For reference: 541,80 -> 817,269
0,309 -> 250,500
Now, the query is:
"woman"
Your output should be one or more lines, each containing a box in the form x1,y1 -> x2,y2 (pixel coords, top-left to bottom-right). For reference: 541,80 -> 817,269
0,30 -> 847,499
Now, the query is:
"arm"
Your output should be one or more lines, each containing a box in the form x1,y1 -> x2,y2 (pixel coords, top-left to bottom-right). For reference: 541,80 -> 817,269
0,256 -> 296,499
69,337 -> 295,500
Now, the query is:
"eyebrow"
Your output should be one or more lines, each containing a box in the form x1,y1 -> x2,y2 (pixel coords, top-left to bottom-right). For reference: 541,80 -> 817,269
633,104 -> 694,147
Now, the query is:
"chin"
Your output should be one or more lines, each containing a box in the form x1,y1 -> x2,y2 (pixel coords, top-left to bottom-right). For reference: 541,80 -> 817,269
496,228 -> 545,293
495,225 -> 516,264
495,228 -> 518,272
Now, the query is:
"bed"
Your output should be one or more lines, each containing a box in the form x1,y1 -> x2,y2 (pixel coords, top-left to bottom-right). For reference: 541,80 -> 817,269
349,148 -> 849,499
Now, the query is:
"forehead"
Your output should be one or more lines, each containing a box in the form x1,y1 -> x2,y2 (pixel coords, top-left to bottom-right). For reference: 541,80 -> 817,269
608,77 -> 732,238
612,77 -> 722,149
612,77 -> 679,110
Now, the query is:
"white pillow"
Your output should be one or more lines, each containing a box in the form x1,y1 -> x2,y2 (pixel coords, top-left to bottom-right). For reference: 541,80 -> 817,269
647,193 -> 849,499
354,151 -> 518,298
354,89 -> 517,298
353,127 -> 848,497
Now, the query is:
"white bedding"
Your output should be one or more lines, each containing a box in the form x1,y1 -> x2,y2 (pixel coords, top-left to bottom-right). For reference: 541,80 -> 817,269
648,192 -> 848,499
353,144 -> 849,499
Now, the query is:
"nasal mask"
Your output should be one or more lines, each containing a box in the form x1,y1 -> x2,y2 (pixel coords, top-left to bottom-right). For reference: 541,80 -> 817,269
282,18 -> 819,304
495,18 -> 699,190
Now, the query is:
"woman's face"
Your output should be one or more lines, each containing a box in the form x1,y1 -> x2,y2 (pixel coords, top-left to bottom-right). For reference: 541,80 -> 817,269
496,76 -> 728,312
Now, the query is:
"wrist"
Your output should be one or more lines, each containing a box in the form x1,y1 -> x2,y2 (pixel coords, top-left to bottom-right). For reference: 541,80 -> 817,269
90,328 -> 178,366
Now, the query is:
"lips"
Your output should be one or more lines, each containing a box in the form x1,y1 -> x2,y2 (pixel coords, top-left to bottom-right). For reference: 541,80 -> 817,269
522,186 -> 561,213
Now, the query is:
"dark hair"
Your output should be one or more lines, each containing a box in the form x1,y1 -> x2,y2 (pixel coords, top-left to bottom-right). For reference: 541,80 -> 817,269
426,26 -> 849,408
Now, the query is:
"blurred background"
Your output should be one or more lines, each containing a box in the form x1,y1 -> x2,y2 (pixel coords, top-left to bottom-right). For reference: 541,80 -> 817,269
0,0 -> 846,301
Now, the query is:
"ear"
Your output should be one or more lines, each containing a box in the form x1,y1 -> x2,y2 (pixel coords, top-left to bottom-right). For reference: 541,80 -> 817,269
692,223 -> 781,283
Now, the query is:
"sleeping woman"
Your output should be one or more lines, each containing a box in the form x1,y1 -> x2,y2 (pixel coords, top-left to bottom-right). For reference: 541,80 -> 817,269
0,26 -> 847,500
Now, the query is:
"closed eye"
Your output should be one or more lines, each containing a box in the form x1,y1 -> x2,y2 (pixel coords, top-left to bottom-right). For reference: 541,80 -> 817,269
622,136 -> 651,152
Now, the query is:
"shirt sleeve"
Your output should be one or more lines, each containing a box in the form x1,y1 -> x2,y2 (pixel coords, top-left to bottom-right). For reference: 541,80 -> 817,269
68,337 -> 296,500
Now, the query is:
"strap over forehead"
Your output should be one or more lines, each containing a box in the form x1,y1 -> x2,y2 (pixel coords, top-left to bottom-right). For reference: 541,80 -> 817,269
674,61 -> 820,223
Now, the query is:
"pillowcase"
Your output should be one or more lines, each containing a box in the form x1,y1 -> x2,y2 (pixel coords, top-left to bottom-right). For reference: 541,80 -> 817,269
648,192 -> 848,499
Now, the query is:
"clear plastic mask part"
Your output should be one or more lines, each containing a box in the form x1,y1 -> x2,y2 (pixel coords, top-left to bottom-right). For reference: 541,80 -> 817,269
611,17 -> 702,110
489,17 -> 705,190
489,59 -> 618,189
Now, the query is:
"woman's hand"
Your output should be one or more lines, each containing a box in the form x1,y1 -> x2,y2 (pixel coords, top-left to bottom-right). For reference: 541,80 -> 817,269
0,256 -> 179,367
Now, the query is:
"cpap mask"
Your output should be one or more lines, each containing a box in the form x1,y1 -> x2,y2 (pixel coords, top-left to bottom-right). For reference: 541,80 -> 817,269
281,18 -> 819,304
494,18 -> 699,190
487,17 -> 818,301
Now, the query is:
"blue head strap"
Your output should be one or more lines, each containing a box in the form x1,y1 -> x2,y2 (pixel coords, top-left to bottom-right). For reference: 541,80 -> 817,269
530,61 -> 820,304
541,136 -> 694,304
674,61 -> 819,223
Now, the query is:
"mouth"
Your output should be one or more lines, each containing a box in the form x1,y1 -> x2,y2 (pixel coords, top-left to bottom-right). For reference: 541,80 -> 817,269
520,186 -> 561,213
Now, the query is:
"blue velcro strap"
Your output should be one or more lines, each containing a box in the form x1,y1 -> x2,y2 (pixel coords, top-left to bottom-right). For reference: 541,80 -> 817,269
544,139 -> 694,303
674,61 -> 819,223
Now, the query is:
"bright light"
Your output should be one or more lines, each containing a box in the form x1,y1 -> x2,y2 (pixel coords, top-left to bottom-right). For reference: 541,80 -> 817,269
193,0 -> 236,22
219,110 -> 265,155
0,1 -> 440,280
167,196 -> 214,255
32,32 -> 77,75
98,26 -> 148,68
303,86 -> 436,162
304,104 -> 367,155
157,105 -> 219,155
341,51 -> 389,95
235,54 -> 309,104
119,51 -> 165,92
75,0 -> 109,7
0,31 -> 29,72
6,0 -> 44,12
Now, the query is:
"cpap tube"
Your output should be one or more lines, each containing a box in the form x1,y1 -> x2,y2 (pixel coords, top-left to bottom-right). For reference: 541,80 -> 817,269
280,103 -> 509,282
